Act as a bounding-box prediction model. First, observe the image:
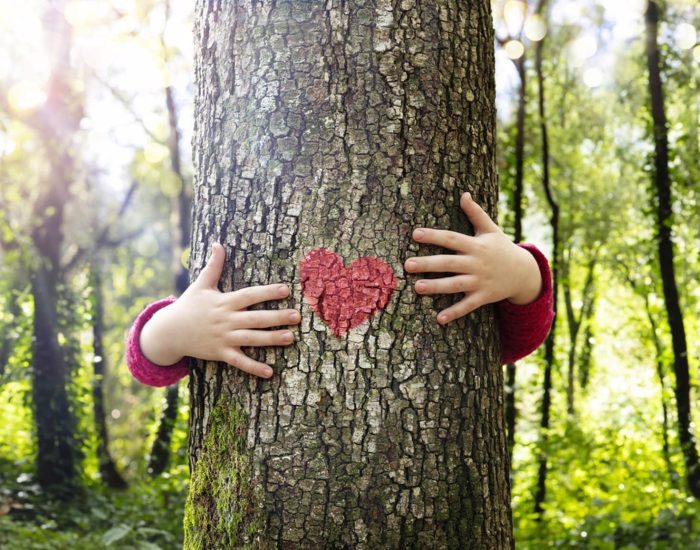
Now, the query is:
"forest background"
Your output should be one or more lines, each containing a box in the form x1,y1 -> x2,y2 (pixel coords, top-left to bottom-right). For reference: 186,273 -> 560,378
0,0 -> 699,548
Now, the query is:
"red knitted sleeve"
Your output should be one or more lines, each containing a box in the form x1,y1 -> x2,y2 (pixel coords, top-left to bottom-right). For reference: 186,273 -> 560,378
125,295 -> 189,387
496,242 -> 555,364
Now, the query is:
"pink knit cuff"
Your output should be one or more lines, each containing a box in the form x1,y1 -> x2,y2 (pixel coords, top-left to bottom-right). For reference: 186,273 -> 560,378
125,295 -> 190,387
496,242 -> 555,364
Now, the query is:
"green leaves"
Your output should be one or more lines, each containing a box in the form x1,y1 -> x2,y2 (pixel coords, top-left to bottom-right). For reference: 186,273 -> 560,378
102,524 -> 132,546
101,523 -> 172,548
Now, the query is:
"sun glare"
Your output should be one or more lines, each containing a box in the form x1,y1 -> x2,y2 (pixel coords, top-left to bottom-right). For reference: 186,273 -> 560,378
64,1 -> 109,28
675,23 -> 697,50
0,133 -> 17,156
583,67 -> 604,88
568,35 -> 598,67
503,0 -> 526,36
0,50 -> 10,80
524,14 -> 547,42
505,39 -> 525,59
7,81 -> 47,112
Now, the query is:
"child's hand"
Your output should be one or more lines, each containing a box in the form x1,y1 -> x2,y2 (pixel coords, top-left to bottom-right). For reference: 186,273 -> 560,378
140,242 -> 300,379
404,192 -> 543,325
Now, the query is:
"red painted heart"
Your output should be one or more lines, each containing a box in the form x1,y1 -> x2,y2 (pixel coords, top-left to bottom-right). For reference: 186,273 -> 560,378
300,248 -> 397,337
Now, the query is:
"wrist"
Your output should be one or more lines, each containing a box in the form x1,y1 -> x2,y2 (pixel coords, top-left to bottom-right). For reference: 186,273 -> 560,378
139,302 -> 186,366
507,244 -> 543,305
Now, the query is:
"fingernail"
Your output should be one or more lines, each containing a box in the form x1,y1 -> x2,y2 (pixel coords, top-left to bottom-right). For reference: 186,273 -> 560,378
414,229 -> 425,240
289,311 -> 301,322
278,284 -> 289,294
405,259 -> 416,271
283,331 -> 294,343
263,367 -> 273,377
464,192 -> 471,201
437,313 -> 448,324
415,281 -> 426,292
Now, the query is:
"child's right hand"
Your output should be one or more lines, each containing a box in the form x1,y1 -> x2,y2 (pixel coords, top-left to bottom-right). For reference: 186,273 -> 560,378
139,242 -> 300,379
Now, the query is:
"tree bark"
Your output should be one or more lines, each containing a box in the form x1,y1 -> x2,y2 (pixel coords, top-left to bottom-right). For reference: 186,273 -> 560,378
645,0 -> 700,498
185,1 -> 512,547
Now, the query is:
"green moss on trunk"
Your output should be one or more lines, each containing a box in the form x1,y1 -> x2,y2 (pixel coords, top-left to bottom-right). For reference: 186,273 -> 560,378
183,401 -> 263,549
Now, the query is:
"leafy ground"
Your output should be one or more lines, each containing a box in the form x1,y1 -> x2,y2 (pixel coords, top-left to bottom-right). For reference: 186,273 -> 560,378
0,463 -> 186,550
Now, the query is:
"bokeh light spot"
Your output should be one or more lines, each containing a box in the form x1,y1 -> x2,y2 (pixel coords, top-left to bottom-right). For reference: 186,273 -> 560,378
505,39 -> 525,60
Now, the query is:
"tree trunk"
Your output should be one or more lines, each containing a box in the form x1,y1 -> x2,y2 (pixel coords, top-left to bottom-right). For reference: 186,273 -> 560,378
147,31 -> 192,475
0,282 -> 23,379
89,260 -> 128,489
561,251 -> 596,417
29,0 -> 79,491
643,293 -> 679,486
30,266 -> 76,490
577,296 -> 595,390
185,1 -> 512,547
645,0 -> 700,498
533,0 -> 558,519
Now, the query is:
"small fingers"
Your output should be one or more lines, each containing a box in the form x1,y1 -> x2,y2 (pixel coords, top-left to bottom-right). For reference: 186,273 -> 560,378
405,254 -> 469,274
229,329 -> 295,347
232,309 -> 301,329
437,294 -> 483,324
414,275 -> 476,295
413,228 -> 474,253
227,284 -> 290,310
225,348 -> 274,378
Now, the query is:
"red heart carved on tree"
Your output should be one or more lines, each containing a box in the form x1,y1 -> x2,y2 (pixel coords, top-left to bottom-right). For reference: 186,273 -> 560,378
300,248 -> 397,337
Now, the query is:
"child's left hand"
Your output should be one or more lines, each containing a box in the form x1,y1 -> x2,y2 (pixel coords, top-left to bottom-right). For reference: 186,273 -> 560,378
404,192 -> 543,325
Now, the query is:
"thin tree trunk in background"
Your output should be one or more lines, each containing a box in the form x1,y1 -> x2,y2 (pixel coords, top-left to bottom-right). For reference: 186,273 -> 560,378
534,0 -> 558,519
89,261 -> 128,489
562,251 -> 596,417
505,51 -> 526,465
185,1 -> 512,547
148,0 -> 193,476
29,0 -> 79,491
577,309 -> 593,389
147,73 -> 192,478
643,293 -> 678,486
147,381 -> 180,476
0,284 -> 22,379
645,0 -> 700,498
577,290 -> 596,390
30,268 -> 75,490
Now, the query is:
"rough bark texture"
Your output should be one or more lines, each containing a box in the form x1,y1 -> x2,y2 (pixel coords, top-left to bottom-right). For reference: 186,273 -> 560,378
185,1 -> 512,547
644,0 -> 700,498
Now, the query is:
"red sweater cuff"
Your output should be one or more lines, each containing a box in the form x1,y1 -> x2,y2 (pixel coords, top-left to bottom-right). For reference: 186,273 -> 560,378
125,295 -> 189,387
496,242 -> 555,364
